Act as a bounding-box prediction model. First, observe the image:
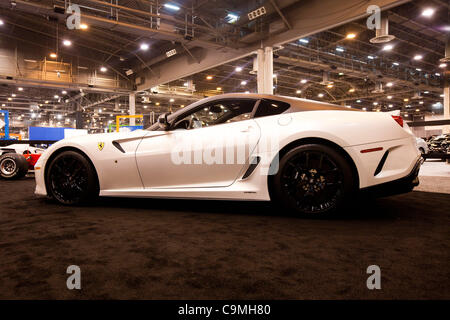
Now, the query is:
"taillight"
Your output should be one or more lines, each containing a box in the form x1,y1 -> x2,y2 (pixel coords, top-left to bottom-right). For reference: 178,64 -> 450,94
391,115 -> 403,127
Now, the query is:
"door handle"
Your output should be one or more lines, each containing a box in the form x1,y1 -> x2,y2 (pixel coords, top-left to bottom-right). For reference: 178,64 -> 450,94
240,126 -> 253,133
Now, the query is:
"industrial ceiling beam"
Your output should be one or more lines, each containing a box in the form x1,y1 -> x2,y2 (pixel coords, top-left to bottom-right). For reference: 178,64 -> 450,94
136,0 -> 410,91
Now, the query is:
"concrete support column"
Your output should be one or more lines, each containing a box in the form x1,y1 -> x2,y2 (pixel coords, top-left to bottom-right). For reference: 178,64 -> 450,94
264,47 -> 274,95
256,49 -> 265,94
443,36 -> 449,134
75,111 -> 83,129
256,47 -> 274,94
129,93 -> 136,126
444,85 -> 449,134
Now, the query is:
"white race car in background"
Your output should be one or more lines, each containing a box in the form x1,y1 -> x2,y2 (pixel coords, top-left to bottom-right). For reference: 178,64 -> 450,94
35,93 -> 422,216
0,144 -> 45,155
415,137 -> 429,155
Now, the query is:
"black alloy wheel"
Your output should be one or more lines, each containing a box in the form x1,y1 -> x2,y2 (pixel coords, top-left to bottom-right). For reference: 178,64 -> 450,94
273,144 -> 355,216
46,151 -> 98,205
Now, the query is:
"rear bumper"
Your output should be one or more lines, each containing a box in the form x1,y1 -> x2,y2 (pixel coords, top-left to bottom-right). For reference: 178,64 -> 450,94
360,157 -> 423,198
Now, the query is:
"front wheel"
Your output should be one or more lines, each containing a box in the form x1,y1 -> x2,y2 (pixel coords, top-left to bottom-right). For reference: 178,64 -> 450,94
46,151 -> 99,205
272,144 -> 355,217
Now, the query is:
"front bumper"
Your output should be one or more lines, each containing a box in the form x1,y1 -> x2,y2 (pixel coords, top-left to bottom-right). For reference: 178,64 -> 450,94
360,157 -> 423,198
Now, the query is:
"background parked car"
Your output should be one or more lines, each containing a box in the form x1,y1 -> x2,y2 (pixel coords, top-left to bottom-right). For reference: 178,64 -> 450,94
426,134 -> 450,160
0,144 -> 44,180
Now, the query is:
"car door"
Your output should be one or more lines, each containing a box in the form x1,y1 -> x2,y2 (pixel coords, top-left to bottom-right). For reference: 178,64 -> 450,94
135,99 -> 261,188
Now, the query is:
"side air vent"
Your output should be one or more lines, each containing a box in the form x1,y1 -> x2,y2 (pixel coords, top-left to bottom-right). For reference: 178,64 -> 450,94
242,157 -> 261,179
112,141 -> 125,153
374,151 -> 389,176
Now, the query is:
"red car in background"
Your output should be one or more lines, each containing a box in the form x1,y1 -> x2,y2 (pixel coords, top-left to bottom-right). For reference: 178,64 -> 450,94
0,144 -> 44,180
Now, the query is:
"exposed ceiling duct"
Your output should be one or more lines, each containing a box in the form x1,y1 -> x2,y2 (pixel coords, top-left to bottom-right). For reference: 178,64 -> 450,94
370,12 -> 396,43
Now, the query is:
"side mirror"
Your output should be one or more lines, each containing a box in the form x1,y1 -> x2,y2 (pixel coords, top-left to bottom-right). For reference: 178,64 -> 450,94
158,112 -> 171,130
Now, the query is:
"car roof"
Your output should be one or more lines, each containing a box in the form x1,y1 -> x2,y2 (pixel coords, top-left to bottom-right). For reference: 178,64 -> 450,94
167,93 -> 356,121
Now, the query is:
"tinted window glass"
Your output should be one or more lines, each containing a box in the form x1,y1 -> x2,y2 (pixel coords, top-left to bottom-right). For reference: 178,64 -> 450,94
254,99 -> 290,118
172,99 -> 256,130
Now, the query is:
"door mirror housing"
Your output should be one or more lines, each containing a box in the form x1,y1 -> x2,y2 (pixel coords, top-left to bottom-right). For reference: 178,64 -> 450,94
158,112 -> 171,130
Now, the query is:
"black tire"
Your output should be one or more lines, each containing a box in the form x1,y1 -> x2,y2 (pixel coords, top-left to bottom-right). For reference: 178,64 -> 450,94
419,147 -> 425,154
0,153 -> 29,180
45,151 -> 99,205
271,144 -> 355,217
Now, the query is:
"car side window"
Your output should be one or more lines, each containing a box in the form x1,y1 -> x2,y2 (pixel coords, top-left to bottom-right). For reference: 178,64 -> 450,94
172,99 -> 256,130
254,99 -> 290,118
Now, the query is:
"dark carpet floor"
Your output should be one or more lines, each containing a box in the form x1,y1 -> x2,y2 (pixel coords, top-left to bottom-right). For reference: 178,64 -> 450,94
0,177 -> 449,299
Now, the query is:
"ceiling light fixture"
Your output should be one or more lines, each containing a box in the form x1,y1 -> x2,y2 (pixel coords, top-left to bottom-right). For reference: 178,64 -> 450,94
226,13 -> 239,23
166,49 -> 176,57
421,8 -> 435,17
439,63 -> 447,68
235,67 -> 243,72
164,3 -> 181,11
299,38 -> 309,44
206,75 -> 213,80
49,53 -> 57,58
300,79 -> 307,84
80,23 -> 88,30
140,43 -> 149,51
346,33 -> 356,39
100,66 -> 107,72
386,82 -> 393,87
241,81 -> 247,86
382,44 -> 393,51
413,54 -> 423,60
63,40 -> 72,46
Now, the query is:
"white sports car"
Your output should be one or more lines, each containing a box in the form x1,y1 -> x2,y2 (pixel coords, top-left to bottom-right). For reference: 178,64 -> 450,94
35,93 -> 422,216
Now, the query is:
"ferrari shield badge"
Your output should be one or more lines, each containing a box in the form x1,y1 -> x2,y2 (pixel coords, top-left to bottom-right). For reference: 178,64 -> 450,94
98,142 -> 105,151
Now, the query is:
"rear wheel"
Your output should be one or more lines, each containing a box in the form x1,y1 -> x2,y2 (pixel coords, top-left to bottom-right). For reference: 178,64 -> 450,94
272,144 -> 355,217
0,153 -> 29,180
46,151 -> 99,205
